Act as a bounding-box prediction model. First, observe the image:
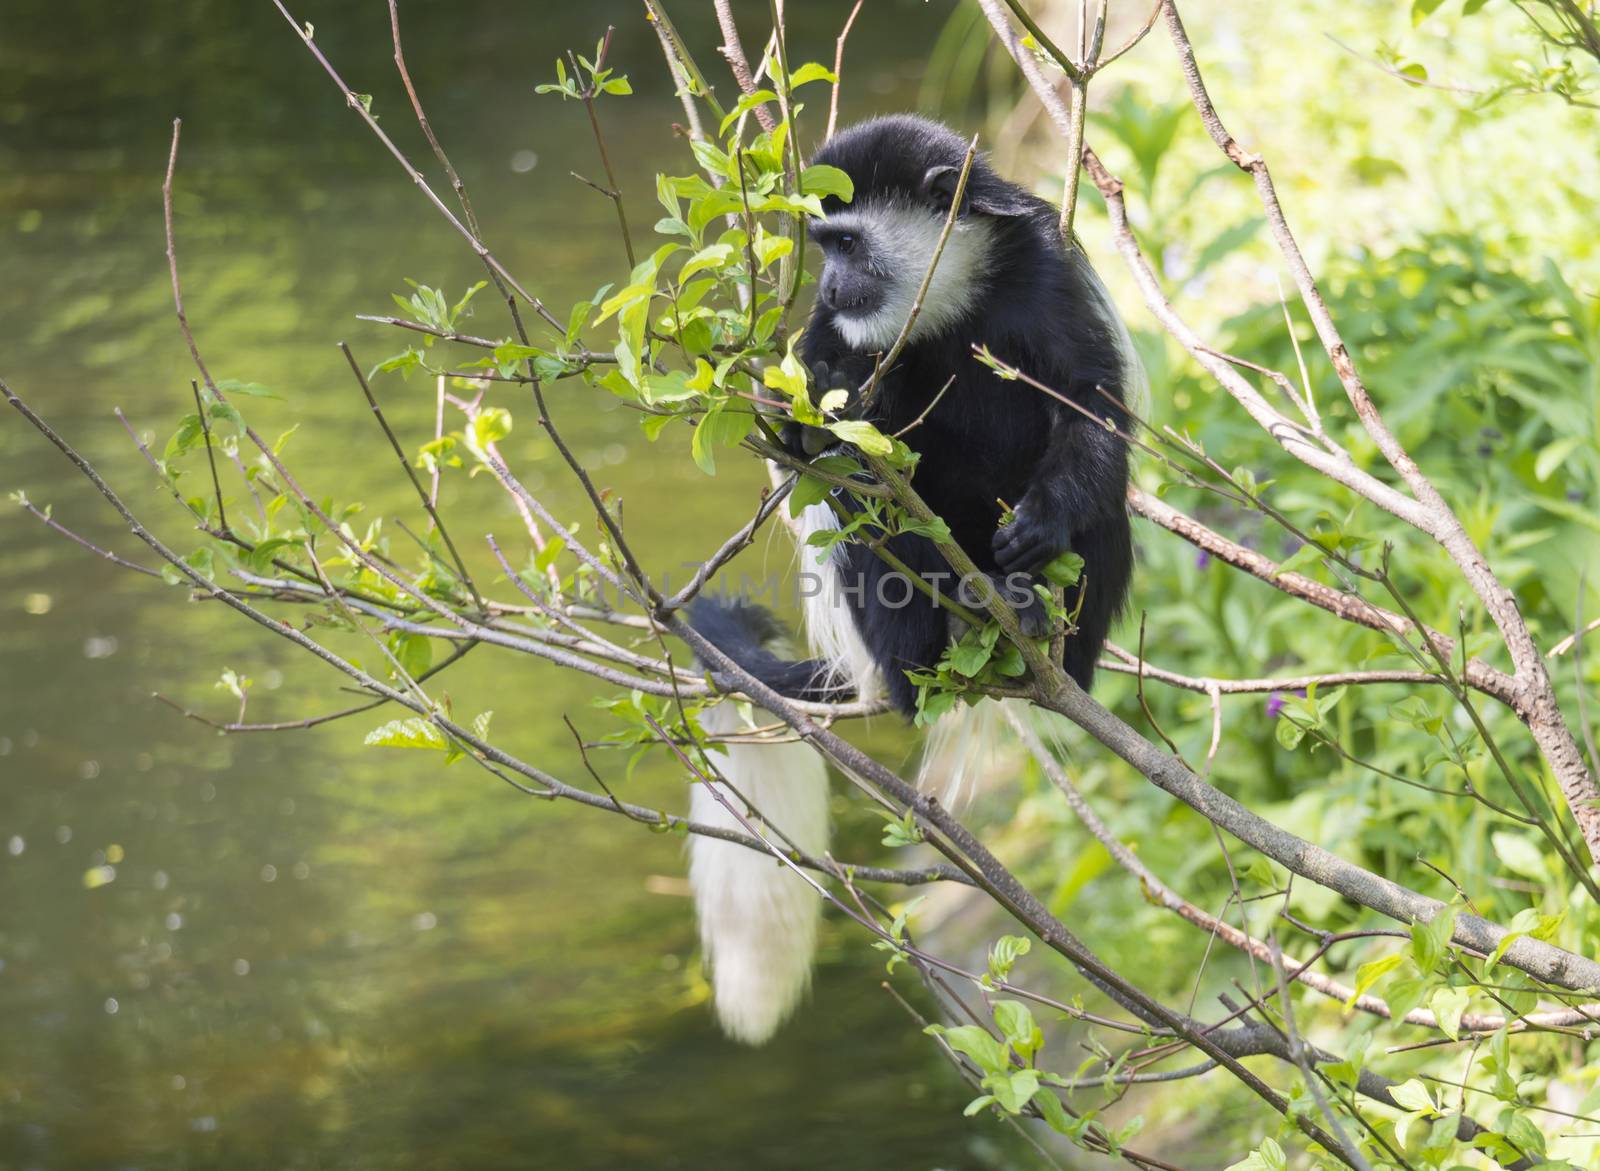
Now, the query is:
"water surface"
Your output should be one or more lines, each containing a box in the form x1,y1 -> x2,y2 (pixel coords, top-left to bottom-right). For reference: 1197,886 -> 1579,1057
0,2 -> 1028,1167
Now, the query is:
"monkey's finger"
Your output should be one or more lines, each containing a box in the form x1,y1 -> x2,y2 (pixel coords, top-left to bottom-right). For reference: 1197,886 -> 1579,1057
991,525 -> 1023,554
995,539 -> 1045,575
992,522 -> 1039,559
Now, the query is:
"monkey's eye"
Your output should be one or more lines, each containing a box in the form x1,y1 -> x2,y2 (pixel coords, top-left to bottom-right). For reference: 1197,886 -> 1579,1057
836,233 -> 858,256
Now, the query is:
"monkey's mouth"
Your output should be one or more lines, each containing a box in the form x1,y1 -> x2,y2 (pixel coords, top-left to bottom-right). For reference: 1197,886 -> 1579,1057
825,290 -> 887,318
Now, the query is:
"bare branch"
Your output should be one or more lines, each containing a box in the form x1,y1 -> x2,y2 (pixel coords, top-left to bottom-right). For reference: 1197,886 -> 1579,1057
826,1 -> 865,140
714,0 -> 777,132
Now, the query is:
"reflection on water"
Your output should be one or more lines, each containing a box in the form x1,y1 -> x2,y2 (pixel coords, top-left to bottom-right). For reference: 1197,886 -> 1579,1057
1,1 -> 1028,1168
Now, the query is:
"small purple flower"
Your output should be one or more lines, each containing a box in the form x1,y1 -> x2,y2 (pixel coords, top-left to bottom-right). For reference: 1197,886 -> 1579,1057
1266,688 -> 1308,719
1195,550 -> 1212,570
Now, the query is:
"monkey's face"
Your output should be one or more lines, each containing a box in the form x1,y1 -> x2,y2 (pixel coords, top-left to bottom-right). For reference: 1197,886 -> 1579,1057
810,175 -> 997,354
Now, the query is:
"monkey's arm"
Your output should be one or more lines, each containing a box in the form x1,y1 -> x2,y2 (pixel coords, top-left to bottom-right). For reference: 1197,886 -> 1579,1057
992,408 -> 1127,574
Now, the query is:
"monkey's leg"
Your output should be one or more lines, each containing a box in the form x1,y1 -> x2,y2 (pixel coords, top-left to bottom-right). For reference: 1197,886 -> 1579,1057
837,538 -> 951,716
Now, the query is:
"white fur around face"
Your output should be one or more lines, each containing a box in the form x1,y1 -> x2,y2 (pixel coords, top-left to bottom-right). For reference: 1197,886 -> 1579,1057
821,200 -> 994,353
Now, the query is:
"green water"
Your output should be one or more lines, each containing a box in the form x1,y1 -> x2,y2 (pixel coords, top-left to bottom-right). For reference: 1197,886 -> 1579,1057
0,2 -> 1030,1167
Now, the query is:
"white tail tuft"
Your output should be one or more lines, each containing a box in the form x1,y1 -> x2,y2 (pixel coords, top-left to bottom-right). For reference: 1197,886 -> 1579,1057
689,701 -> 831,1045
916,696 -> 1024,808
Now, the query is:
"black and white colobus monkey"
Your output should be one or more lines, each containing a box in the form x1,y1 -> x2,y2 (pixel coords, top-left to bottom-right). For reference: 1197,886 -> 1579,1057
686,115 -> 1140,1044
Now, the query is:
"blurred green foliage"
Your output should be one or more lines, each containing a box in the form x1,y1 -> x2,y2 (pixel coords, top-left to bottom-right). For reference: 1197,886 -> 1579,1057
917,0 -> 1600,1165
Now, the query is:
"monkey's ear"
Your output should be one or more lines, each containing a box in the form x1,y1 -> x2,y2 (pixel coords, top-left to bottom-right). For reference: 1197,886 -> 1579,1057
921,164 -> 1032,218
921,165 -> 971,217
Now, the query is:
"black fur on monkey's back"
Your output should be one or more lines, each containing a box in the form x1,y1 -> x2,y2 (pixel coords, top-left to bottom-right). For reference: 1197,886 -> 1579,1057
705,115 -> 1136,716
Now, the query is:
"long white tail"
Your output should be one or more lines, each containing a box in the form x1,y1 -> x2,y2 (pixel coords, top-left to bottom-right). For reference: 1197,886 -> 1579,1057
689,701 -> 830,1045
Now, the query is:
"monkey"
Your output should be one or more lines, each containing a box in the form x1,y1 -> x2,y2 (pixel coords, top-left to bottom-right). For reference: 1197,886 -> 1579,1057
699,114 -> 1138,713
684,114 -> 1140,1044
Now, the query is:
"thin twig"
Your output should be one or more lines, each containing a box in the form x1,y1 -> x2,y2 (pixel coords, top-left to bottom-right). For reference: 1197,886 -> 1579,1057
338,342 -> 484,609
190,379 -> 230,536
13,495 -> 163,578
827,0 -> 865,140
575,28 -> 637,269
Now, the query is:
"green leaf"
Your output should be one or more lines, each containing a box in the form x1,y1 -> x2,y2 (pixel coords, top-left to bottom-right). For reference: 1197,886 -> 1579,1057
1345,952 -> 1404,1009
690,406 -> 752,474
1275,716 -> 1307,750
1489,908 -> 1563,971
992,1000 -> 1041,1061
469,408 -> 513,452
215,378 -> 282,400
679,243 -> 735,282
788,62 -> 837,88
718,88 -> 779,134
1534,436 -> 1582,482
925,1024 -> 1009,1074
753,233 -> 793,270
827,419 -> 893,456
961,1094 -> 996,1117
787,472 -> 834,516
246,537 -> 297,573
1272,541 -> 1326,579
987,934 -> 1031,982
206,399 -> 244,435
1490,832 -> 1547,881
986,1068 -> 1039,1113
183,545 -> 215,582
946,631 -> 996,678
754,191 -> 825,218
800,164 -> 854,202
1040,550 -> 1084,587
363,717 -> 447,751
1430,985 -> 1469,1040
1224,1137 -> 1287,1171
762,344 -> 812,401
1384,975 -> 1429,1021
1241,856 -> 1276,888
388,632 -> 432,681
374,348 -> 423,377
1031,1087 -> 1086,1138
1411,902 -> 1458,976
1390,1078 -> 1437,1115
1411,0 -> 1446,24
1503,1111 -> 1548,1159
163,414 -> 205,461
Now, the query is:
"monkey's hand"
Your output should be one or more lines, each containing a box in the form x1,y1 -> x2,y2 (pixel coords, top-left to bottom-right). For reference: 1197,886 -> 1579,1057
777,358 -> 866,459
992,497 -> 1071,576
777,419 -> 836,460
